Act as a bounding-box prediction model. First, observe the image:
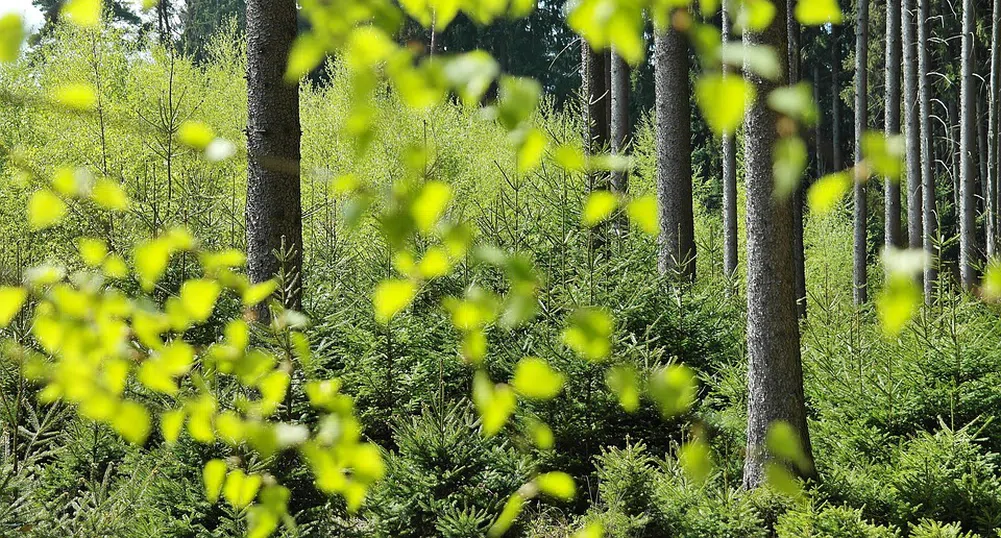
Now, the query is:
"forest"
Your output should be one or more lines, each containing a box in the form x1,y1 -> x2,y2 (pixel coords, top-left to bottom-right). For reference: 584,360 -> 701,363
1,0 -> 1001,536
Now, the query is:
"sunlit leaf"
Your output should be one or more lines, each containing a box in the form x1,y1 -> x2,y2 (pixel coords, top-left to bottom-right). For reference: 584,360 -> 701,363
626,195 -> 660,236
511,357 -> 564,400
411,181 -> 451,234
768,82 -> 818,125
536,471 -> 576,500
773,136 -> 807,200
28,189 -> 67,230
0,14 -> 25,63
161,409 -> 185,444
766,421 -> 811,473
695,74 -> 754,136
554,145 -> 587,172
444,51 -> 499,106
54,83 -> 97,111
178,121 -> 215,150
496,76 -> 541,130
877,274 -> 921,337
203,459 -> 227,503
583,190 -> 618,227
0,287 -> 27,327
286,34 -> 325,82
242,280 -> 278,307
862,131 -> 905,180
527,417 -> 554,449
373,279 -> 417,324
516,127 -> 547,173
679,438 -> 713,483
487,493 -> 524,538
92,178 -> 129,210
417,247 -> 451,279
765,461 -> 803,497
795,0 -> 843,24
735,0 -> 777,33
572,522 -> 605,538
112,401 -> 151,444
135,239 -> 171,292
223,470 -> 261,509
983,260 -> 1001,300
562,307 -> 613,361
606,364 -> 640,412
78,238 -> 108,266
473,371 -> 516,436
62,0 -> 101,27
720,43 -> 780,80
649,364 -> 697,417
807,171 -> 851,215
179,279 -> 221,323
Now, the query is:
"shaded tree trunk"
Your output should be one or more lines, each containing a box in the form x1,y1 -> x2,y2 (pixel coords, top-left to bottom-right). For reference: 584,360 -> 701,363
813,60 -> 826,176
918,0 -> 938,300
885,0 -> 903,248
854,0 -> 870,304
246,0 -> 303,316
654,27 -> 695,279
991,0 -> 1001,258
788,0 -> 807,318
831,24 -> 843,170
610,48 -> 630,234
904,0 -> 922,252
960,0 -> 979,289
723,0 -> 739,278
742,0 -> 814,487
582,42 -> 610,155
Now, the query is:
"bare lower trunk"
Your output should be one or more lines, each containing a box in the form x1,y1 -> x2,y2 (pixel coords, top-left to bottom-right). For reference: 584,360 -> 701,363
831,24 -> 843,170
885,0 -> 903,248
654,28 -> 696,280
723,0 -> 739,278
991,0 -> 1001,258
742,0 -> 814,487
246,0 -> 303,316
610,49 -> 630,234
918,0 -> 938,300
788,0 -> 807,318
904,0 -> 922,253
854,0 -> 870,305
960,0 -> 979,289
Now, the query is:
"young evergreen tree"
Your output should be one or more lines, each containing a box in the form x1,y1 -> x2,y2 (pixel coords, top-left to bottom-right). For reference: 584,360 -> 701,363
886,0 -> 903,248
742,0 -> 814,487
654,26 -> 695,279
960,0 -> 979,289
246,0 -> 303,315
854,0 -> 870,304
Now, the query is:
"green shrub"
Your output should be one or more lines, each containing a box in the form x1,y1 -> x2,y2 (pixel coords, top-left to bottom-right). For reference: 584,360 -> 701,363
775,504 -> 901,538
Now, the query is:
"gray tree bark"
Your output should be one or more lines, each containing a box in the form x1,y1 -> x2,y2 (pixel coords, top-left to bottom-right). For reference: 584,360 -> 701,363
742,0 -> 814,487
854,0 -> 870,305
991,0 -> 1001,258
723,0 -> 739,279
904,0 -> 922,252
918,0 -> 937,300
610,49 -> 630,235
885,0 -> 903,248
788,0 -> 807,319
654,28 -> 696,279
246,0 -> 303,315
582,42 -> 610,155
610,50 -> 630,196
960,0 -> 979,289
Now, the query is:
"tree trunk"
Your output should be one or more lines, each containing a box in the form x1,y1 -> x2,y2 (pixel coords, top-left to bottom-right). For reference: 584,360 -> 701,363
813,60 -> 825,176
654,27 -> 696,279
918,0 -> 937,300
854,0 -> 869,305
723,0 -> 739,278
610,48 -> 630,234
960,0 -> 979,289
742,0 -> 814,487
788,0 -> 807,318
582,42 -> 610,156
885,0 -> 903,248
246,0 -> 303,316
904,0 -> 922,252
831,24 -> 843,170
991,0 -> 1001,258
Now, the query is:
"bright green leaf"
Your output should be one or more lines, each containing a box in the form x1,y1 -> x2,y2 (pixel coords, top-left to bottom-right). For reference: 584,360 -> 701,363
0,287 -> 27,327
62,0 -> 101,27
203,459 -> 227,503
536,471 -> 576,500
28,189 -> 67,230
626,195 -> 660,236
180,279 -> 221,322
807,171 -> 852,215
583,190 -> 618,227
795,0 -> 843,24
0,14 -> 26,63
373,279 -> 417,324
511,357 -> 564,400
695,74 -> 754,136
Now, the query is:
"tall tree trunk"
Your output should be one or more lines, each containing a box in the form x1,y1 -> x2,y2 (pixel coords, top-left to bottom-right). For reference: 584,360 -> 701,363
654,27 -> 696,279
742,0 -> 814,487
246,0 -> 303,316
960,0 -> 979,289
723,0 -> 739,278
904,0 -> 922,251
610,48 -> 630,234
831,24 -> 843,170
991,0 -> 1001,258
885,0 -> 903,248
854,0 -> 870,304
918,0 -> 937,300
582,42 -> 610,156
788,0 -> 807,318
813,60 -> 826,176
